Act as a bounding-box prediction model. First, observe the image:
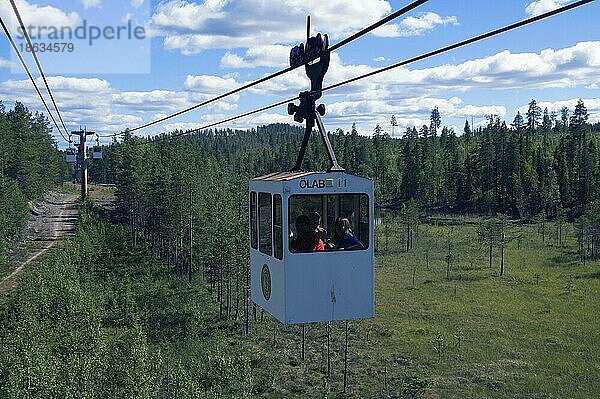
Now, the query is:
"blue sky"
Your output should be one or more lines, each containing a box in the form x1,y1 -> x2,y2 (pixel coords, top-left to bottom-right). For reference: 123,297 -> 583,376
0,0 -> 598,147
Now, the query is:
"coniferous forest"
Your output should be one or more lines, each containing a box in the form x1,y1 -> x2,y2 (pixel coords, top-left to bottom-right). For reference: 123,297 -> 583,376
0,102 -> 69,269
92,98 -> 600,220
1,98 -> 600,398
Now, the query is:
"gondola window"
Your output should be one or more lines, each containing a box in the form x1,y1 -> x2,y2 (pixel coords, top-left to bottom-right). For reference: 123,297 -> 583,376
289,194 -> 369,253
258,192 -> 272,255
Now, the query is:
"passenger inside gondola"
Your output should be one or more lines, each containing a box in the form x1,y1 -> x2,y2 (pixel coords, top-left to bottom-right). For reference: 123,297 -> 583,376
288,194 -> 369,253
334,217 -> 364,250
291,214 -> 324,252
309,211 -> 333,248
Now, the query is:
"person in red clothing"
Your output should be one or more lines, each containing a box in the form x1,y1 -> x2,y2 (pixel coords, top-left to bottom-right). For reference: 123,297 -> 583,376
291,214 -> 324,252
309,211 -> 334,249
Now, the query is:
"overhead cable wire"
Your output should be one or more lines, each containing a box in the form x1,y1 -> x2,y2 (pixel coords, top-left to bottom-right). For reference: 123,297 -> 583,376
9,0 -> 70,137
125,0 -> 594,144
321,0 -> 595,95
145,97 -> 296,143
124,0 -> 429,134
0,16 -> 68,142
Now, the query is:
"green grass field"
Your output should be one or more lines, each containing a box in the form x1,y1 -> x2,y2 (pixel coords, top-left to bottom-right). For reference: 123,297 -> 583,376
378,222 -> 597,397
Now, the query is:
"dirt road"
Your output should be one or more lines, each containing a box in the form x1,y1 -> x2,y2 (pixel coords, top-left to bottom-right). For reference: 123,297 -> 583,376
0,192 -> 79,299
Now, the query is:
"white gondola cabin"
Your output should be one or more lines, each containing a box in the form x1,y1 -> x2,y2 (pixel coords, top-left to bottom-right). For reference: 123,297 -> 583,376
92,146 -> 102,159
249,171 -> 374,325
66,149 -> 77,164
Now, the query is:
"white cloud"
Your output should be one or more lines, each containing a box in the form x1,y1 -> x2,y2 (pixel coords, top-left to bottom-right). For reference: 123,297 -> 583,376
178,41 -> 600,134
113,90 -> 193,112
206,111 -> 292,131
159,122 -> 204,133
0,76 -> 191,139
326,97 -> 505,122
316,41 -> 600,97
0,73 -> 246,142
81,0 -> 101,9
457,105 -> 507,118
184,75 -> 239,93
207,101 -> 238,112
373,12 -> 458,38
239,41 -> 600,100
373,56 -> 387,62
0,58 -> 14,68
131,0 -> 144,8
525,0 -> 571,17
221,45 -> 290,68
148,111 -> 290,136
248,112 -> 291,125
3,37 -> 597,142
149,0 -> 393,54
0,0 -> 80,33
1,76 -> 110,94
0,76 -> 135,136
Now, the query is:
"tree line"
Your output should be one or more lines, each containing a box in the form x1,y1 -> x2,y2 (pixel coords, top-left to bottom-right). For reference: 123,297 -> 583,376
94,135 -> 250,321
90,98 -> 599,222
79,98 -> 600,313
0,101 -> 69,266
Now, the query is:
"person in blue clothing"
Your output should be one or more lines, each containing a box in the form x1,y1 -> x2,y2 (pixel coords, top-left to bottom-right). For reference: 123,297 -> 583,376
333,217 -> 364,250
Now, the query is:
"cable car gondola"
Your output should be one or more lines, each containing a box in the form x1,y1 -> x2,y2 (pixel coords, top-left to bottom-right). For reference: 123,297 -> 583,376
92,135 -> 102,159
66,148 -> 77,164
92,146 -> 102,159
249,25 -> 374,325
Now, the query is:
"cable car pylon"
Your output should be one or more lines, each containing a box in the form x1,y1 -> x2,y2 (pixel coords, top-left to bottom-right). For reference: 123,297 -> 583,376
72,128 -> 95,200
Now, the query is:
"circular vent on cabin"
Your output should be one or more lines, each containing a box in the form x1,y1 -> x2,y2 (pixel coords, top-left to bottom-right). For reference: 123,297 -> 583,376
261,264 -> 271,301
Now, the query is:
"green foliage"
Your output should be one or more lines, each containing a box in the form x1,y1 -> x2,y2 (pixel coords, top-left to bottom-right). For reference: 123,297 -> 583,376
0,203 -> 256,398
100,323 -> 154,399
0,224 -> 104,398
0,179 -> 28,241
3,97 -> 599,398
1,102 -> 69,199
0,101 -> 69,265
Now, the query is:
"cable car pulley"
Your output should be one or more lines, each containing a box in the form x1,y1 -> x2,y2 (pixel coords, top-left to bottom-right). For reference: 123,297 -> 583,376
288,16 -> 344,173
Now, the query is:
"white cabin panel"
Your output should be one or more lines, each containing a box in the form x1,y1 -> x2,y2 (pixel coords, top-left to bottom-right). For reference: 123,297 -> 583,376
250,250 -> 285,321
285,251 -> 373,324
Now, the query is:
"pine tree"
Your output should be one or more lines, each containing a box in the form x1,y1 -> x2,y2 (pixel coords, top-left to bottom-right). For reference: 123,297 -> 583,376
390,115 -> 398,137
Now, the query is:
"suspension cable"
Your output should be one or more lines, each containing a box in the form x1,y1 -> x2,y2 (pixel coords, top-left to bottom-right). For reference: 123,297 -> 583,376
0,16 -> 68,142
321,0 -> 594,94
123,0 -> 429,134
9,0 -> 70,137
128,0 -> 593,145
144,97 -> 297,143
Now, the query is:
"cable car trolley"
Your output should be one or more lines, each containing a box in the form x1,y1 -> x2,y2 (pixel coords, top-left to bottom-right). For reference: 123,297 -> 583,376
249,19 -> 374,325
66,148 -> 77,164
92,147 -> 102,159
92,135 -> 102,159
